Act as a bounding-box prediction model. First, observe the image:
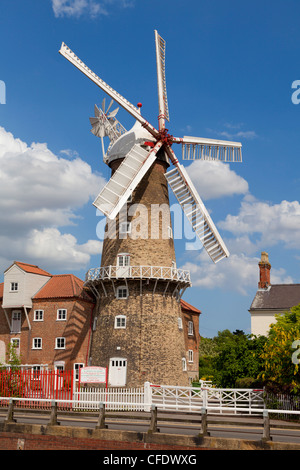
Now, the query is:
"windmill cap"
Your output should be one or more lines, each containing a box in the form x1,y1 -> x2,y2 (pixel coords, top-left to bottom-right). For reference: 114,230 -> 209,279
106,120 -> 156,166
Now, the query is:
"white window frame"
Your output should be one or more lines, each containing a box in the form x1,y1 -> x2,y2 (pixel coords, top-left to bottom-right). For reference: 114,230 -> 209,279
57,309 -> 67,321
55,337 -> 66,349
74,363 -> 84,381
116,286 -> 128,299
115,315 -> 126,329
34,310 -> 44,321
182,357 -> 187,371
188,321 -> 194,336
117,253 -> 130,267
188,349 -> 194,363
10,282 -> 18,292
32,337 -> 42,349
178,317 -> 183,330
120,222 -> 131,234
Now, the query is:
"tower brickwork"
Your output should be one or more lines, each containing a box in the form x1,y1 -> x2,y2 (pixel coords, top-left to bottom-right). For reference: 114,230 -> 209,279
89,149 -> 191,387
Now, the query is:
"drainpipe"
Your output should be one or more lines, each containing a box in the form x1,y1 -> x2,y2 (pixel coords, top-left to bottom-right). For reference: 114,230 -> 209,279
86,304 -> 95,366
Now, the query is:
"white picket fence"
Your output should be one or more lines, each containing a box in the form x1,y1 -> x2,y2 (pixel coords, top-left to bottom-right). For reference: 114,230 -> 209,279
72,381 -> 265,414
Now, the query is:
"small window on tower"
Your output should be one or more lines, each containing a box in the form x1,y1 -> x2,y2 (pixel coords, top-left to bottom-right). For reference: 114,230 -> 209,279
117,253 -> 130,267
116,286 -> 128,299
115,315 -> 126,329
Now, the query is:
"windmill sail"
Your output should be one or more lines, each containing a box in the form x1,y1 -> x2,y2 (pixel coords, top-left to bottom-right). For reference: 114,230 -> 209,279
166,162 -> 230,263
59,42 -> 159,140
155,30 -> 169,129
179,136 -> 242,162
93,141 -> 163,219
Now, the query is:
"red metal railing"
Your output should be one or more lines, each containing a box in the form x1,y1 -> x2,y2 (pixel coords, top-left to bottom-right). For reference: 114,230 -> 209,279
0,369 -> 74,409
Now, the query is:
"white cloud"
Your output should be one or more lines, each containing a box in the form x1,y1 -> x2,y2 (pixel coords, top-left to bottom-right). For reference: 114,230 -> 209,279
219,196 -> 300,250
185,160 -> 249,200
25,228 -> 102,271
218,130 -> 258,140
182,250 -> 293,296
0,126 -> 106,273
51,0 -> 133,18
52,0 -> 107,17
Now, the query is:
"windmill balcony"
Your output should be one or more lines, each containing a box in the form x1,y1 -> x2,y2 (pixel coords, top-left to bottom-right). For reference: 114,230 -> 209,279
85,265 -> 191,285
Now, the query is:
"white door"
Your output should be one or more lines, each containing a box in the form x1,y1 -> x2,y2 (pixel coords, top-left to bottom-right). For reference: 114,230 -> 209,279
116,254 -> 130,278
108,358 -> 127,386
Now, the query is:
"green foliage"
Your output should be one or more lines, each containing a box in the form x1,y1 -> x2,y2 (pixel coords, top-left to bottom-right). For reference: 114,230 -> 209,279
200,304 -> 300,393
199,330 -> 266,387
211,330 -> 267,388
258,305 -> 300,394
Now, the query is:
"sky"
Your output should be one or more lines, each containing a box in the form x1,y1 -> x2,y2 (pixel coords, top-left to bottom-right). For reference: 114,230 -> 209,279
1,0 -> 300,337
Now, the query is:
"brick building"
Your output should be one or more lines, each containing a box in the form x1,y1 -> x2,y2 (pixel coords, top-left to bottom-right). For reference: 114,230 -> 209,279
0,261 -> 94,378
0,260 -> 201,385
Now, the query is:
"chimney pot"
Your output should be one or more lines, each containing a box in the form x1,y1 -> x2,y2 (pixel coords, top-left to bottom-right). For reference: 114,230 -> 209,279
258,251 -> 271,289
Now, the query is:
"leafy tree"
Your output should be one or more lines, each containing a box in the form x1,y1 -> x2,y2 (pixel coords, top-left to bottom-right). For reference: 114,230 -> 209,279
258,305 -> 300,394
198,330 -> 266,388
212,331 -> 266,388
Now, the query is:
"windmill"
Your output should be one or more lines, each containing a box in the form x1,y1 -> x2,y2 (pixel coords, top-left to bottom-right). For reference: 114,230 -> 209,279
59,31 -> 243,387
59,30 -> 242,265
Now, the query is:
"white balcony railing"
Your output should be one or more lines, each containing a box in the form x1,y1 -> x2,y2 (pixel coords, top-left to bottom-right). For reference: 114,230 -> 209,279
85,265 -> 191,285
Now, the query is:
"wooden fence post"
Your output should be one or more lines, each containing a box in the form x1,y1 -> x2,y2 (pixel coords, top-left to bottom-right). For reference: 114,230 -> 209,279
199,407 -> 209,436
48,400 -> 60,426
262,409 -> 272,441
96,402 -> 107,429
5,398 -> 16,423
148,405 -> 159,433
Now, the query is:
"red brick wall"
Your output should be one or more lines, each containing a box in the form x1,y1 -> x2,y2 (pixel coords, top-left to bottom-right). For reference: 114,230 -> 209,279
0,298 -> 94,370
0,430 -> 205,450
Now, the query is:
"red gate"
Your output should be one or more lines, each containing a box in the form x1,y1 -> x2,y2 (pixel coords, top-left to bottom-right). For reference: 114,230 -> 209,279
0,369 -> 74,409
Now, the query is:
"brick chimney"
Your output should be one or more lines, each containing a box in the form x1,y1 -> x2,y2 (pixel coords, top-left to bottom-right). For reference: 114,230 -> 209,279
258,251 -> 271,289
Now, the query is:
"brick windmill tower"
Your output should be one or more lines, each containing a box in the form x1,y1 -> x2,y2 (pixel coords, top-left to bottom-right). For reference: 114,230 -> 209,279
59,32 -> 242,387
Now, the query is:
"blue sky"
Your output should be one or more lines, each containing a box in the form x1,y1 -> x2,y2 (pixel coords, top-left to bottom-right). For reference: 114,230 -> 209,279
1,0 -> 300,337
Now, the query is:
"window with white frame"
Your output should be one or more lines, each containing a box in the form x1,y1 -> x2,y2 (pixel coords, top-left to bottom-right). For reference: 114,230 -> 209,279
182,357 -> 187,371
10,282 -> 18,292
116,286 -> 128,299
55,337 -> 66,349
115,315 -> 126,329
57,309 -> 67,321
188,349 -> 194,363
117,253 -> 130,267
188,321 -> 194,336
74,363 -> 84,381
32,338 -> 42,349
34,310 -> 44,321
178,317 -> 183,330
